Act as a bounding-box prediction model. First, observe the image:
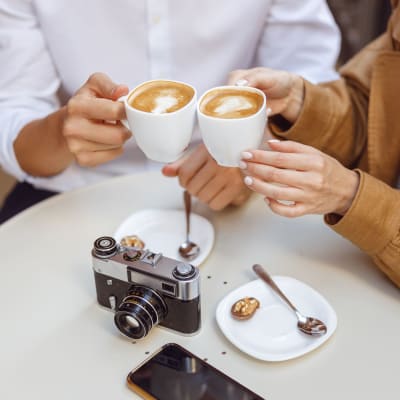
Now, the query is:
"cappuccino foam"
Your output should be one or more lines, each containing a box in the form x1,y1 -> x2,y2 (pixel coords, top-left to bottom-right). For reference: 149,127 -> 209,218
129,81 -> 194,114
200,89 -> 264,119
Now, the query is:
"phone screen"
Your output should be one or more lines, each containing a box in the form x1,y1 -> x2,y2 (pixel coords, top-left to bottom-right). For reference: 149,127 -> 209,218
127,343 -> 264,400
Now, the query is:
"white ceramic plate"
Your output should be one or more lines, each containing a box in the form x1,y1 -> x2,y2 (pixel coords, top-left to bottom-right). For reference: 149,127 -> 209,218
216,277 -> 337,361
114,209 -> 214,267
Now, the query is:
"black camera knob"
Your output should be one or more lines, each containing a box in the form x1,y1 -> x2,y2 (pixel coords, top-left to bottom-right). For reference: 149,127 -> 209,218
173,263 -> 196,280
93,236 -> 118,258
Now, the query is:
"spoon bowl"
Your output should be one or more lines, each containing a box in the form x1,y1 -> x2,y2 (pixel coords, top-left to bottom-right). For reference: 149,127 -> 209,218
179,240 -> 200,261
179,191 -> 200,261
253,264 -> 327,337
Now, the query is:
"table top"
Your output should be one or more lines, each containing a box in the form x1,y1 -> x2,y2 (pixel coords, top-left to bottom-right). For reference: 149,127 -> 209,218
0,171 -> 399,400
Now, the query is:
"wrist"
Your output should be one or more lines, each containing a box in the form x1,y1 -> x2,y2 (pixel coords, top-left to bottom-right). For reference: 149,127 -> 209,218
283,75 -> 304,124
335,170 -> 360,216
15,107 -> 73,177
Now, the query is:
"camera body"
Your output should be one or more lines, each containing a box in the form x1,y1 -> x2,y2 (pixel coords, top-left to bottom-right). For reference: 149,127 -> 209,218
92,236 -> 201,339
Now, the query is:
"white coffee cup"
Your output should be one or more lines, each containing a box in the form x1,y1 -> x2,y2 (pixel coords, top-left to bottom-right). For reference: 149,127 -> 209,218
197,85 -> 267,167
120,79 -> 197,163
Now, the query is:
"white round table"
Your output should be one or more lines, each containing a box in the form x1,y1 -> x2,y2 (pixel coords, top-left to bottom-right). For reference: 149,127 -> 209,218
0,171 -> 399,399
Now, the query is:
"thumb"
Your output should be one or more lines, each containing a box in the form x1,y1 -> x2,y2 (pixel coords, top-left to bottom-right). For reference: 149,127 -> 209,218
85,72 -> 129,99
162,151 -> 191,177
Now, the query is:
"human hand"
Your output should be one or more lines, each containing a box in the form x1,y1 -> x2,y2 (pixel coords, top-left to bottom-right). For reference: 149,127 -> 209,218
240,140 -> 360,217
228,67 -> 304,124
162,144 -> 251,210
63,72 -> 131,167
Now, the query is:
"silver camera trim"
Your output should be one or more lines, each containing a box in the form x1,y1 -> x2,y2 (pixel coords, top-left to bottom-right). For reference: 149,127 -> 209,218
92,247 -> 200,301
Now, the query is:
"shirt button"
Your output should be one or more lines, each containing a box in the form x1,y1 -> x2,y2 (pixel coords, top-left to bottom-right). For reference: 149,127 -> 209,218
152,15 -> 161,24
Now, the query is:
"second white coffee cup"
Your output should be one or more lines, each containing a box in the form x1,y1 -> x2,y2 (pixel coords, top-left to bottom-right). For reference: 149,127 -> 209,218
197,85 -> 267,167
120,79 -> 197,163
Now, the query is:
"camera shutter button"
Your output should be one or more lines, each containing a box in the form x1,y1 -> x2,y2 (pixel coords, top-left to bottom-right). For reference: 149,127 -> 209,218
173,263 -> 196,280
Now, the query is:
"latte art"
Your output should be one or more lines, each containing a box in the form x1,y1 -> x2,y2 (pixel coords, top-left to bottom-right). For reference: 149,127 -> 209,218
200,89 -> 264,119
129,81 -> 195,114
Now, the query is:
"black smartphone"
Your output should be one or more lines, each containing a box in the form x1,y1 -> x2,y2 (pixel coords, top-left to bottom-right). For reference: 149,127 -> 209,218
127,343 -> 264,400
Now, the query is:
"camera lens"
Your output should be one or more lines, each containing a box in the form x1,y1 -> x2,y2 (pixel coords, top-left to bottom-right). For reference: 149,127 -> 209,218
114,285 -> 167,339
125,316 -> 140,329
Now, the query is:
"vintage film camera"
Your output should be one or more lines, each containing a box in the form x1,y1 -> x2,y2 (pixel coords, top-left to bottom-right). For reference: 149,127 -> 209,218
92,236 -> 201,339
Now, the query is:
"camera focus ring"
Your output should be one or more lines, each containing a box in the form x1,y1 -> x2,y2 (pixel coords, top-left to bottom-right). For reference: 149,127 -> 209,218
114,285 -> 168,340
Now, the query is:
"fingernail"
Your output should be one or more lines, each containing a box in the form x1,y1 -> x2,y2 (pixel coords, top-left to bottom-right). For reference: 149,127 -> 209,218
265,197 -> 270,206
266,107 -> 272,115
241,151 -> 253,160
244,176 -> 253,186
236,79 -> 249,87
268,139 -> 280,143
239,161 -> 247,169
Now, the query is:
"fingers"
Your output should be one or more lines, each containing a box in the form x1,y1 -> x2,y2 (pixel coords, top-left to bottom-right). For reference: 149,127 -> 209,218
231,190 -> 251,206
267,198 -> 307,218
67,137 -> 122,153
175,145 -> 209,187
161,149 -> 194,177
165,143 -> 250,211
74,147 -> 124,167
80,72 -> 129,100
267,140 -> 319,155
63,118 -> 131,146
186,159 -> 217,197
244,175 -> 304,202
242,149 -> 314,171
227,69 -> 248,85
228,68 -> 282,92
67,95 -> 126,121
208,182 -> 248,211
195,171 -> 229,204
240,160 -> 308,188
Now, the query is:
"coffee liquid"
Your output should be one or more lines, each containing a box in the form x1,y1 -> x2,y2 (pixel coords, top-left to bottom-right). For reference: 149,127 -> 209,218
129,81 -> 194,114
200,89 -> 263,119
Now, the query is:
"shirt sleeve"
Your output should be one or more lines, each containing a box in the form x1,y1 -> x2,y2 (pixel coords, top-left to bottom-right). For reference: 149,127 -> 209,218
255,0 -> 340,83
0,0 -> 61,181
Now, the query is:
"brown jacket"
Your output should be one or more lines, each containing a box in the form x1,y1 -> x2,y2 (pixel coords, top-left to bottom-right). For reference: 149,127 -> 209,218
270,1 -> 400,287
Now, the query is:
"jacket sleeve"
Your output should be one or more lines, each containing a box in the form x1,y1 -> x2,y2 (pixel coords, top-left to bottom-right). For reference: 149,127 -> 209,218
325,171 -> 400,288
269,78 -> 369,169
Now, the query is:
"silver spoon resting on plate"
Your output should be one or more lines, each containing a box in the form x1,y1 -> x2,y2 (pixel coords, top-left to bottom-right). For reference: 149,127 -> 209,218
253,264 -> 327,337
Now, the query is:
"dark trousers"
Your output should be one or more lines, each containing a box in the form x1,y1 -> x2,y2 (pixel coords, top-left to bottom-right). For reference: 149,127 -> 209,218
0,182 -> 58,224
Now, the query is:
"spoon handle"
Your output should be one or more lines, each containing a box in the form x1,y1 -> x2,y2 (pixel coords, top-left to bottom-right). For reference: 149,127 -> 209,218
183,190 -> 191,240
253,264 -> 298,314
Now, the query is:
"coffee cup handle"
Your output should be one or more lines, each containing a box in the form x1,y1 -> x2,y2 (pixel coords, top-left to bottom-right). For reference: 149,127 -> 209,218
118,95 -> 130,130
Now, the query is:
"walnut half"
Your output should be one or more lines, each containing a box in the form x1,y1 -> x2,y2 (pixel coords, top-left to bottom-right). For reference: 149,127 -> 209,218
230,297 -> 260,320
120,235 -> 145,250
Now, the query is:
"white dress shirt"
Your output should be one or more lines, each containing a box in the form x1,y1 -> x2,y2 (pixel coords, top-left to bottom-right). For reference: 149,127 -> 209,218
0,0 -> 340,192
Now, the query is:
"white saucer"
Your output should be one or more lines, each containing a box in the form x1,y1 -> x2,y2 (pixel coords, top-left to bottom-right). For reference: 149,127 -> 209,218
216,277 -> 337,361
114,209 -> 214,267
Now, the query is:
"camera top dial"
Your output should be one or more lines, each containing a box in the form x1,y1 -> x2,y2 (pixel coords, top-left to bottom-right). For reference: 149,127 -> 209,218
93,236 -> 118,258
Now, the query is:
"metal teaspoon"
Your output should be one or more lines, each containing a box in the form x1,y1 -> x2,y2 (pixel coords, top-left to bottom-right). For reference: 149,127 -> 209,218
178,190 -> 200,261
253,264 -> 327,337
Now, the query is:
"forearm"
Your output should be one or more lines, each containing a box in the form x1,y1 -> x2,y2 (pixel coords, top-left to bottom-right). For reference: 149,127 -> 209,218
13,107 -> 73,177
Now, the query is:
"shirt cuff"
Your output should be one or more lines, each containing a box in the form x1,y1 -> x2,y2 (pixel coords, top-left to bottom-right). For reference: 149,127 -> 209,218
324,170 -> 400,255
